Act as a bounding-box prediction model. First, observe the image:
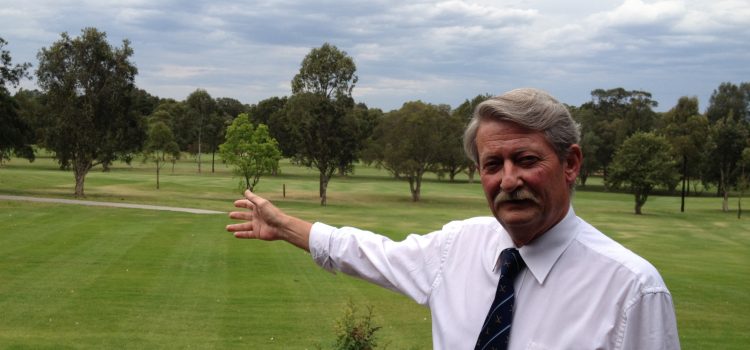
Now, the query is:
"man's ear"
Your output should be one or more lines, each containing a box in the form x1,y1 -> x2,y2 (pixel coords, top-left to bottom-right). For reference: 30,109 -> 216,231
564,144 -> 582,185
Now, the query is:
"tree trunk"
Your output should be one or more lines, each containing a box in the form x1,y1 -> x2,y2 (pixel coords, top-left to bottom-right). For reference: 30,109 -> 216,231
720,168 -> 728,211
197,128 -> 202,173
211,150 -> 215,173
738,194 -> 742,219
634,199 -> 642,214
408,177 -> 418,202
680,155 -> 687,212
723,190 -> 729,212
408,171 -> 423,202
73,159 -> 92,198
319,172 -> 330,206
466,167 -> 476,184
156,159 -> 161,189
634,192 -> 646,215
580,170 -> 589,187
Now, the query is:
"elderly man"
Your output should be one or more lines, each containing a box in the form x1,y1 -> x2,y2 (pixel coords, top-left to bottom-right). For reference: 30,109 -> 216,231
226,88 -> 680,349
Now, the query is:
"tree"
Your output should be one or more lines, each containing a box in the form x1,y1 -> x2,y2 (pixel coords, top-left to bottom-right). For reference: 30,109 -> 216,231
219,113 -> 281,191
437,108 -> 469,182
450,94 -> 491,183
216,97 -> 247,119
287,43 -> 360,206
364,101 -> 450,201
704,115 -> 748,211
13,89 -> 47,145
36,28 -> 143,197
99,88 -> 156,171
606,132 -> 678,214
705,82 -> 749,123
0,37 -> 34,164
660,96 -> 709,212
280,92 -> 360,205
252,96 -> 292,156
131,87 -> 160,118
186,89 -> 217,173
144,121 -> 179,189
579,88 -> 659,179
153,99 -> 193,152
0,37 -> 31,88
292,43 -> 357,100
204,111 -> 230,173
736,148 -> 750,219
569,104 -> 604,187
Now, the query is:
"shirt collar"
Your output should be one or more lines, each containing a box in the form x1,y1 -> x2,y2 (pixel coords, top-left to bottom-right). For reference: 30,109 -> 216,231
492,206 -> 580,285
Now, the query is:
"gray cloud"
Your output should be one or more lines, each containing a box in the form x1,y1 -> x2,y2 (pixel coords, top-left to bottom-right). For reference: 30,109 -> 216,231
1,0 -> 748,111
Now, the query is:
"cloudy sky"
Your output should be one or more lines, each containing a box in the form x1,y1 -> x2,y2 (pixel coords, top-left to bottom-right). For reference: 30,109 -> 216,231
1,0 -> 749,112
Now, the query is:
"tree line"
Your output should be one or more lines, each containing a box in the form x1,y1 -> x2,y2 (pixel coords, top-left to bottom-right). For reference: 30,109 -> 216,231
2,28 -> 750,213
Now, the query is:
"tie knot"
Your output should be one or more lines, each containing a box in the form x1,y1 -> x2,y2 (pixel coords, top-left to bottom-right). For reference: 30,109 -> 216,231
500,248 -> 526,279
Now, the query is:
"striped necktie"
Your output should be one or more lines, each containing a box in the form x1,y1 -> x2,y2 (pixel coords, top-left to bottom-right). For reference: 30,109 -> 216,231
475,248 -> 526,350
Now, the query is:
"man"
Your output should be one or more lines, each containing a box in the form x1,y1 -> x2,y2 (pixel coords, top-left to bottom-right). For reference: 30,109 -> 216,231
226,88 -> 680,349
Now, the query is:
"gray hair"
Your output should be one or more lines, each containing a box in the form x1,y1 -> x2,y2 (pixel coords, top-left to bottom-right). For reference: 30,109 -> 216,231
463,88 -> 580,165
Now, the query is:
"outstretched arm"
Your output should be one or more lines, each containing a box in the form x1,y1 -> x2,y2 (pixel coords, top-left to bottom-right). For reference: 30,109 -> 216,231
225,190 -> 313,251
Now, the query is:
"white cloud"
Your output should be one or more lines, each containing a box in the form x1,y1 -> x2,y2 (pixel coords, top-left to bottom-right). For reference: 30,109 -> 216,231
600,0 -> 685,27
1,0 -> 748,112
155,65 -> 220,79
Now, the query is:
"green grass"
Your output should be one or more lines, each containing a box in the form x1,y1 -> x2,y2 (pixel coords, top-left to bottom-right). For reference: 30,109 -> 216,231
1,155 -> 749,349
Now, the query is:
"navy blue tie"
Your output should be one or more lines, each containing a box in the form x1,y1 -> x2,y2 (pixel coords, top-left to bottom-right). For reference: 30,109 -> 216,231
475,248 -> 526,350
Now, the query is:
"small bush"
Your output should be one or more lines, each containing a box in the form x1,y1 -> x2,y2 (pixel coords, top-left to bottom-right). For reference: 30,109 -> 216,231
332,299 -> 382,350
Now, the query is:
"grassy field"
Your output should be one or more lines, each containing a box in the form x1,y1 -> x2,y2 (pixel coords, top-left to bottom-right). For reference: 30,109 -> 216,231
1,155 -> 748,349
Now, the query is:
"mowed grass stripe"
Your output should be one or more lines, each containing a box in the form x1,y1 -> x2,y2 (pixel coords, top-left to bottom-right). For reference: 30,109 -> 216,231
0,201 -> 433,349
575,193 -> 750,349
1,156 -> 749,348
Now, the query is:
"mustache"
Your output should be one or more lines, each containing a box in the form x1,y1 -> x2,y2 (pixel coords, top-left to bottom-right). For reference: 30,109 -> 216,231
494,189 -> 539,206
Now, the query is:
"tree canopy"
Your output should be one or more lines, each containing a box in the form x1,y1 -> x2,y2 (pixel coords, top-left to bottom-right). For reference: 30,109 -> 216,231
144,121 -> 179,189
364,101 -> 451,201
36,28 -> 143,197
578,88 -> 659,178
0,37 -> 34,163
279,92 -> 360,205
186,89 -> 218,173
706,82 -> 750,123
291,42 -> 357,100
607,132 -> 678,214
660,96 -> 709,212
219,113 -> 281,191
704,115 -> 749,211
284,43 -> 360,205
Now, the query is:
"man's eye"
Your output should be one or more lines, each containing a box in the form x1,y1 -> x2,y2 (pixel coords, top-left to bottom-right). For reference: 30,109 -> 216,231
518,156 -> 538,166
482,161 -> 500,172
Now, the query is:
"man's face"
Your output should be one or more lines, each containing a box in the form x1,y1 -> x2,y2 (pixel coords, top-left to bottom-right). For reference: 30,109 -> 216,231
476,119 -> 580,246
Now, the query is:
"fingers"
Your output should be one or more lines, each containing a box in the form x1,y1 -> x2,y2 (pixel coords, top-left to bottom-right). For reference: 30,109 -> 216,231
233,231 -> 256,239
227,191 -> 271,240
244,189 -> 262,204
234,199 -> 254,209
226,221 -> 252,232
228,210 -> 252,220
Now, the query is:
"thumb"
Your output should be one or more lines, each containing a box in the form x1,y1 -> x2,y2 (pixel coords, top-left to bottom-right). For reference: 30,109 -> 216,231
244,189 -> 266,206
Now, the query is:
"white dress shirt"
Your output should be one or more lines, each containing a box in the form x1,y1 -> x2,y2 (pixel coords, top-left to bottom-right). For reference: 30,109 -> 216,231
309,207 -> 680,350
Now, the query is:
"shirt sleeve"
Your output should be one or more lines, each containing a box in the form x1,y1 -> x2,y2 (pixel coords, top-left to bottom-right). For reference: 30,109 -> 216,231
309,222 -> 449,305
618,288 -> 681,350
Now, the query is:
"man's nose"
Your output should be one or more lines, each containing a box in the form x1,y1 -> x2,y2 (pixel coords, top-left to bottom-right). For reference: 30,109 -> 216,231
500,162 -> 522,193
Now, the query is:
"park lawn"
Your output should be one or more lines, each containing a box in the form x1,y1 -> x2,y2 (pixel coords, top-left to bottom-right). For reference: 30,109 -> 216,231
1,155 -> 749,349
0,201 -> 432,349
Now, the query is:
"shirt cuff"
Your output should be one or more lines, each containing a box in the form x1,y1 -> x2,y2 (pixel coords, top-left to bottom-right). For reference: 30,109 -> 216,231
310,222 -> 337,272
